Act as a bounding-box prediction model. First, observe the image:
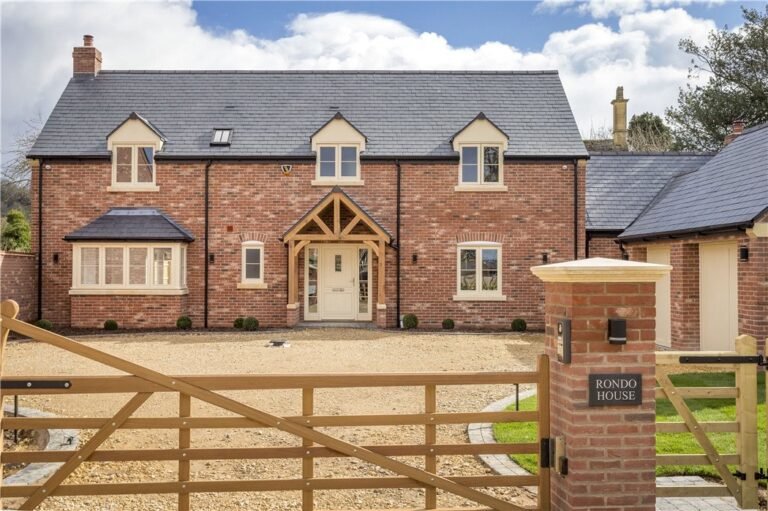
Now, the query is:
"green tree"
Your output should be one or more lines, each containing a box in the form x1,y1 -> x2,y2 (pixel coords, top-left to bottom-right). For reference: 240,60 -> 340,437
666,6 -> 768,151
628,112 -> 674,151
1,209 -> 31,252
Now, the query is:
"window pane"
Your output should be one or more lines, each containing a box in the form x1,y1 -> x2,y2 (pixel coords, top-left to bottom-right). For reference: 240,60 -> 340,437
105,247 -> 124,285
341,161 -> 357,177
484,147 -> 500,183
136,147 -> 154,183
335,254 -> 342,272
460,249 -> 477,291
462,146 -> 479,183
359,249 -> 368,314
80,247 -> 99,285
341,146 -> 357,161
482,249 -> 498,291
245,248 -> 261,280
308,248 -> 318,313
129,247 -> 147,285
319,147 -> 336,177
180,247 -> 187,287
115,147 -> 132,183
153,248 -> 173,286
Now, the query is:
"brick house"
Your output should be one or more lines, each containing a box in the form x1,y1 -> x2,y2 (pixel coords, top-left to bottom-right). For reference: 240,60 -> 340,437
586,107 -> 768,351
26,36 -> 589,330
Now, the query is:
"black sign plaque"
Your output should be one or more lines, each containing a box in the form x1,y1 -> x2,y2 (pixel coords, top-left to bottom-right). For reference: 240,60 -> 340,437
588,373 -> 642,406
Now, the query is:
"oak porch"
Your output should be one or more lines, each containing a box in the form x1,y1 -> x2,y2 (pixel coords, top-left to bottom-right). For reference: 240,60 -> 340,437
282,188 -> 391,327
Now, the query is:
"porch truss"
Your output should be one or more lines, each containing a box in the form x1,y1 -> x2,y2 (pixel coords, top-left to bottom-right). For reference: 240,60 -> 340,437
282,188 -> 391,310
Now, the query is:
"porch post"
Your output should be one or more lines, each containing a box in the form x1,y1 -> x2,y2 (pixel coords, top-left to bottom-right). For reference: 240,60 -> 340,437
376,240 -> 387,328
287,240 -> 299,327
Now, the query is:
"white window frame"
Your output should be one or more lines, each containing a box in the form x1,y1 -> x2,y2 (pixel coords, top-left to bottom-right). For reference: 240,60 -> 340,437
453,241 -> 506,301
456,144 -> 507,191
109,145 -> 160,192
70,242 -> 188,295
312,144 -> 363,186
238,241 -> 268,289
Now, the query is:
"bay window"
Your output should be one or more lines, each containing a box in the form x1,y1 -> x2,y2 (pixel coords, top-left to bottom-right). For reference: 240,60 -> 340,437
71,243 -> 188,295
454,242 -> 505,301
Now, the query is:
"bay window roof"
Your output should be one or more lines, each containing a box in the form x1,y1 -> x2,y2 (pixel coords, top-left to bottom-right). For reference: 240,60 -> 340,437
64,208 -> 194,242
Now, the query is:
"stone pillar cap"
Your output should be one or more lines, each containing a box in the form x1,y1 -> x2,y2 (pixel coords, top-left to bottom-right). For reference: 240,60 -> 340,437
531,257 -> 671,283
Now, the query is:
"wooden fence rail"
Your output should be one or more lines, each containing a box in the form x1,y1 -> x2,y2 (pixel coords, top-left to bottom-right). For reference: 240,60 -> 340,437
655,335 -> 759,509
0,299 -> 551,511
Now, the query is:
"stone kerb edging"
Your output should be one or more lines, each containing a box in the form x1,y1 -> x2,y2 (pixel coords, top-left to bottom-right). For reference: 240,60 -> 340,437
2,404 -> 80,487
467,389 -> 538,492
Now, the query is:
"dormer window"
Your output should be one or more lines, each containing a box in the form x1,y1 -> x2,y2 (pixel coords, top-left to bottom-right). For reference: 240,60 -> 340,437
211,129 -> 232,146
460,145 -> 501,185
106,112 -> 164,192
451,113 -> 509,192
310,112 -> 366,186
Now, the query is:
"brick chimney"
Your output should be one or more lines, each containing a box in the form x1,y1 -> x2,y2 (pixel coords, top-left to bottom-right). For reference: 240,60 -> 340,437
611,86 -> 629,150
724,119 -> 745,145
72,34 -> 102,75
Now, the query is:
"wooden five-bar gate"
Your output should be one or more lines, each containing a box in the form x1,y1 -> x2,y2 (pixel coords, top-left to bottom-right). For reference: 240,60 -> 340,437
0,300 -> 551,510
655,335 -> 762,509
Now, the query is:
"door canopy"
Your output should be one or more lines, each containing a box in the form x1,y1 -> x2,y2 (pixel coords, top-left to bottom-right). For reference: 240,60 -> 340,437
283,187 -> 391,245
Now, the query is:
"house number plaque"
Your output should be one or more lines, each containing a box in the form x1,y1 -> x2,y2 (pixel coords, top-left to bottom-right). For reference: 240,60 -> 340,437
588,373 -> 642,406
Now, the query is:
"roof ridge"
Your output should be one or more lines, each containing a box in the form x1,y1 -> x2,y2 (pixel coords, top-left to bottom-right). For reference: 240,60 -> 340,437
589,151 -> 715,156
742,120 -> 768,135
96,69 -> 560,75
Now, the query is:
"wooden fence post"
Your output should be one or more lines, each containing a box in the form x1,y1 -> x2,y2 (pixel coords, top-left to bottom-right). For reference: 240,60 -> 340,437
178,393 -> 191,511
0,300 -> 20,495
735,335 -> 758,509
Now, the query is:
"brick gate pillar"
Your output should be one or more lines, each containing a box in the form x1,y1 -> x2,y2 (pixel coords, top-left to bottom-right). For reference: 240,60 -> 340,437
531,257 -> 671,511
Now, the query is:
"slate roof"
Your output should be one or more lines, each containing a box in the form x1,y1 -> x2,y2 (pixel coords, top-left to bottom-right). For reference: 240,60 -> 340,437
64,208 -> 195,241
29,70 -> 588,159
620,122 -> 768,240
586,152 -> 713,231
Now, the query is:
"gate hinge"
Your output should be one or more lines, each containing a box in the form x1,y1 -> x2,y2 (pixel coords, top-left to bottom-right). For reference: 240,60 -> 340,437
756,468 -> 768,481
0,379 -> 72,390
540,438 -> 555,468
679,355 -> 766,366
733,470 -> 747,481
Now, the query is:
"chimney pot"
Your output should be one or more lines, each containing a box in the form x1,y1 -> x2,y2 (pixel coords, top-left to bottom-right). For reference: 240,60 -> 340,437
73,34 -> 102,76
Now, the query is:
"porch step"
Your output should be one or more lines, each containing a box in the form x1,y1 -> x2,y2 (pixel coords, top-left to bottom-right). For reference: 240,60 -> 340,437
297,321 -> 378,330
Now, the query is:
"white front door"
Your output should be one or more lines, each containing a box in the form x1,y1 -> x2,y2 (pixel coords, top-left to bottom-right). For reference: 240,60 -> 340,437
320,246 -> 357,320
700,242 -> 738,351
647,245 -> 671,348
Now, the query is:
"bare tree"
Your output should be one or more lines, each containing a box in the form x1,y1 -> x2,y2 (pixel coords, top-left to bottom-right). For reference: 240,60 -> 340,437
2,117 -> 42,187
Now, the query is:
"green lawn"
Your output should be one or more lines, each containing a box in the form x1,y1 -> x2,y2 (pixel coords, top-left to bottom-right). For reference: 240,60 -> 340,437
492,371 -> 766,479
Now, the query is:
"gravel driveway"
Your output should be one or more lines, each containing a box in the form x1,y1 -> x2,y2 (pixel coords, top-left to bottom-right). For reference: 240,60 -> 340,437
3,328 -> 545,511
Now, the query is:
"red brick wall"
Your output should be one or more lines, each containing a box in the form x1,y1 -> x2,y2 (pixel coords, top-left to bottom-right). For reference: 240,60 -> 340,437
626,232 -> 768,351
71,295 -> 188,329
544,280 -> 656,511
0,251 -> 37,322
32,157 -> 584,329
587,232 -> 623,259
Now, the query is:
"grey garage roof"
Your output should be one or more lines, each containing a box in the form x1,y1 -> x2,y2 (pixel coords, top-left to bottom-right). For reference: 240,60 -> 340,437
586,152 -> 713,231
29,70 -> 588,159
63,208 -> 195,242
620,122 -> 768,240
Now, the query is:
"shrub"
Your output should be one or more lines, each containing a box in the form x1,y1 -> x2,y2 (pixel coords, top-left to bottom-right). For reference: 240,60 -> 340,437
103,319 -> 118,331
442,318 -> 455,330
176,316 -> 192,330
34,319 -> 53,331
242,316 -> 259,331
402,314 -> 419,330
233,317 -> 244,329
511,318 -> 527,332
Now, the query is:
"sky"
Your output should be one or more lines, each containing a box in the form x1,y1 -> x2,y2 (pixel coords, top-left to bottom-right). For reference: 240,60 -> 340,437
0,0 -> 760,162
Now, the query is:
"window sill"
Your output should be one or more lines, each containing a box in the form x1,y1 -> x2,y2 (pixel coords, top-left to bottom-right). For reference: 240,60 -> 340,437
69,288 -> 188,296
311,179 -> 365,187
237,282 -> 269,290
452,294 -> 507,302
107,185 -> 160,193
454,184 -> 508,192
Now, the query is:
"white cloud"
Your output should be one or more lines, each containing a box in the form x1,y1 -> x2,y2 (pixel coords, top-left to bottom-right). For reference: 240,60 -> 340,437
1,1 -> 720,158
538,0 -> 725,18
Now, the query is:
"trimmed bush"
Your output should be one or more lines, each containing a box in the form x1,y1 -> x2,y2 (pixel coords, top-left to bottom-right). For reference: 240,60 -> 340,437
511,318 -> 527,332
103,319 -> 118,331
34,319 -> 53,331
176,315 -> 192,330
402,314 -> 419,330
233,317 -> 244,329
242,316 -> 259,331
442,318 -> 455,330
